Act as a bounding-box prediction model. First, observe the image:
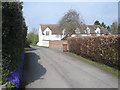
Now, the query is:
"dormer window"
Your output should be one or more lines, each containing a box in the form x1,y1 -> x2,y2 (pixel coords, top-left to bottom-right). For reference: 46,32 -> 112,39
87,27 -> 90,34
75,28 -> 80,34
64,32 -> 66,35
62,29 -> 66,35
95,27 -> 101,34
46,31 -> 49,36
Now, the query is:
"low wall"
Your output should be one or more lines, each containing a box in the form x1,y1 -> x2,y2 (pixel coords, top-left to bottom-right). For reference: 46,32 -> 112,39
49,40 -> 68,49
37,41 -> 49,47
42,41 -> 49,47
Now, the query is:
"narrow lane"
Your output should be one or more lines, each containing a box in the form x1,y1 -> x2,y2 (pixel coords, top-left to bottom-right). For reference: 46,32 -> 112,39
23,46 -> 118,88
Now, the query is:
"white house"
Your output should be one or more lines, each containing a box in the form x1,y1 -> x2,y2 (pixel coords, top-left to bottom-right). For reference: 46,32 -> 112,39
37,24 -> 108,47
37,24 -> 66,46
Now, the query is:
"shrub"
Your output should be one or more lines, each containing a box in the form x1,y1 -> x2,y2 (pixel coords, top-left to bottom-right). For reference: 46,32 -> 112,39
68,35 -> 120,70
27,28 -> 38,46
2,2 -> 27,84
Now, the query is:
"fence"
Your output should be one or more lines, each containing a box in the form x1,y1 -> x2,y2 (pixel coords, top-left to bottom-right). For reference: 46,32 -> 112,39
49,40 -> 68,49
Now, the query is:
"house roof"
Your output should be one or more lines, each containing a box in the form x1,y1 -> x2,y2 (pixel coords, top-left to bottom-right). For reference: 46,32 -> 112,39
79,25 -> 108,34
40,24 -> 108,35
40,24 -> 59,34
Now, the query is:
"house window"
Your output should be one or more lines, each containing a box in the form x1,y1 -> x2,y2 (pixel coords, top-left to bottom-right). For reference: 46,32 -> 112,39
87,27 -> 90,34
46,31 -> 49,36
75,28 -> 80,34
64,31 -> 66,35
62,30 -> 66,35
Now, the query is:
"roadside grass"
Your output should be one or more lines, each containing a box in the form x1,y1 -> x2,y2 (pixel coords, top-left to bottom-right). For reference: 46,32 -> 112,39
37,46 -> 49,48
0,63 -> 1,85
30,43 -> 38,46
29,44 -> 49,48
41,46 -> 49,48
68,52 -> 120,76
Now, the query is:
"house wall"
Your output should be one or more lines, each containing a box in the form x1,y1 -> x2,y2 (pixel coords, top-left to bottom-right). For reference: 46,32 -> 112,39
37,40 -> 49,47
38,25 -> 43,43
37,24 -> 107,47
37,25 -> 44,46
95,27 -> 101,36
71,34 -> 91,37
71,34 -> 76,37
42,41 -> 49,47
37,25 -> 65,46
87,27 -> 90,34
42,27 -> 65,40
43,34 -> 62,40
49,40 -> 68,48
81,34 -> 91,36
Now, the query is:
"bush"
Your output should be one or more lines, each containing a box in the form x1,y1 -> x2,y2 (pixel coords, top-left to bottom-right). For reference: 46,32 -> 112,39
27,28 -> 38,46
25,40 -> 30,48
68,35 -> 120,70
2,2 -> 27,84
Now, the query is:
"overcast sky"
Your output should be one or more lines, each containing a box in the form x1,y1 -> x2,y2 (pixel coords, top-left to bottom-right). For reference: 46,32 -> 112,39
23,2 -> 118,33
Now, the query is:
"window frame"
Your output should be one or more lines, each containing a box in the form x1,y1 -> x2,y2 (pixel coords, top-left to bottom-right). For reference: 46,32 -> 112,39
46,31 -> 50,36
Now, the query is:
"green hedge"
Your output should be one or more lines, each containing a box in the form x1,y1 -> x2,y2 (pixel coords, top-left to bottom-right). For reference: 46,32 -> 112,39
68,35 -> 120,70
2,2 -> 27,84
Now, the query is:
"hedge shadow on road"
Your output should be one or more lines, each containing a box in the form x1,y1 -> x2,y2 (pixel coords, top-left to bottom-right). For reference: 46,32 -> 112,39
21,51 -> 46,88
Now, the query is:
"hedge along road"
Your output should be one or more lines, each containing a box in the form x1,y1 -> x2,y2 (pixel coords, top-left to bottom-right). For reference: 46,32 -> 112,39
22,46 -> 118,88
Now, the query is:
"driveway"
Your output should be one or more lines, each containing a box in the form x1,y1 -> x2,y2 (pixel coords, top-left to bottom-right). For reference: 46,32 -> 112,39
22,46 -> 118,88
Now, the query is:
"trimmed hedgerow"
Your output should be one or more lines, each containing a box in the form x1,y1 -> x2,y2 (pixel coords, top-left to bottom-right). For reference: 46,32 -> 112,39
2,2 -> 27,84
68,35 -> 120,70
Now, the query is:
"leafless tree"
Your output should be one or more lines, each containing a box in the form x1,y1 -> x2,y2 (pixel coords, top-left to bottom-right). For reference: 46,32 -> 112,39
110,22 -> 118,34
58,9 -> 85,36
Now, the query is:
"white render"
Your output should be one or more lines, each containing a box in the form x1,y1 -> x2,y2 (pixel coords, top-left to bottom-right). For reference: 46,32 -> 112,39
37,25 -> 43,46
37,25 -> 65,46
95,27 -> 101,36
42,27 -> 62,40
37,24 -> 108,47
87,27 -> 90,34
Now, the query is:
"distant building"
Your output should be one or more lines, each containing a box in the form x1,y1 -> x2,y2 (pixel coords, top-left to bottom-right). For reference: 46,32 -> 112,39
37,24 -> 108,46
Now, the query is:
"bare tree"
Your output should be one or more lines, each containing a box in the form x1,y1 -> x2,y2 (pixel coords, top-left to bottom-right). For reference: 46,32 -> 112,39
118,24 -> 120,34
110,22 -> 118,34
58,9 -> 85,36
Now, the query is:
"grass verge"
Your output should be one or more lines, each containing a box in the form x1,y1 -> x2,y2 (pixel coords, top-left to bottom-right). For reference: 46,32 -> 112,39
68,52 -> 120,76
39,46 -> 49,48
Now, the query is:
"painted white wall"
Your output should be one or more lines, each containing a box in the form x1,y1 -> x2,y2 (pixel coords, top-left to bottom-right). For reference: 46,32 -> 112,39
44,34 -> 62,40
37,25 -> 105,47
37,25 -> 66,46
71,33 -> 87,37
62,29 -> 65,35
71,34 -> 76,37
43,27 -> 65,40
75,28 -> 80,34
81,34 -> 90,36
61,29 -> 66,38
43,27 -> 52,35
87,27 -> 90,34
37,25 -> 43,46
42,41 -> 49,47
95,27 -> 101,36
43,28 -> 66,40
84,30 -> 87,33
43,27 -> 52,40
86,27 -> 91,36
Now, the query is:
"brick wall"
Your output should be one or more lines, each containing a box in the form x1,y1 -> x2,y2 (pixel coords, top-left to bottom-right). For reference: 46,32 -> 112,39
49,40 -> 68,49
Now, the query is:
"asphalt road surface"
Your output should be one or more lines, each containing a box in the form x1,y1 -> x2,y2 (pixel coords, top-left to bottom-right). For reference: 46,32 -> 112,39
22,46 -> 118,88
